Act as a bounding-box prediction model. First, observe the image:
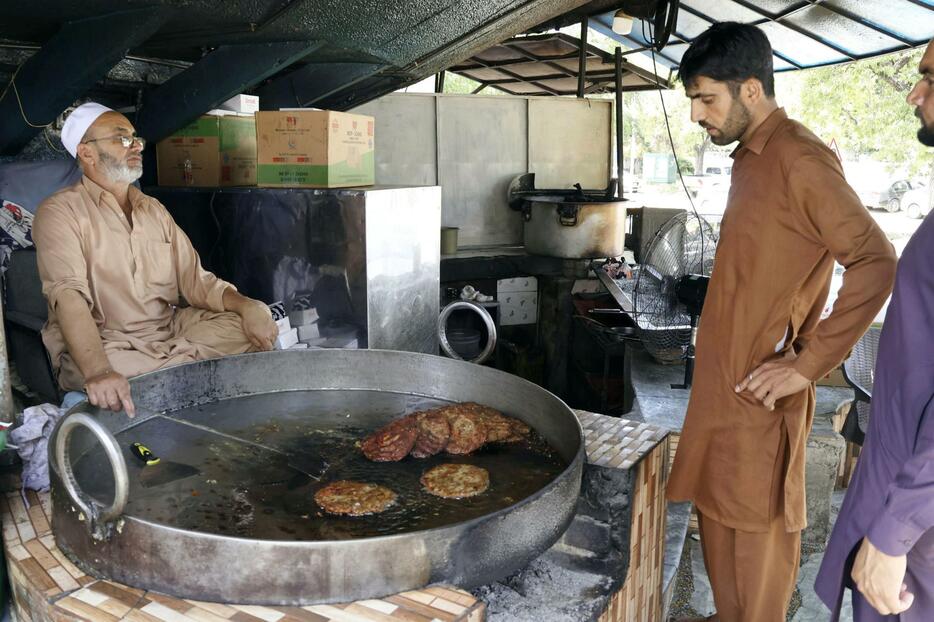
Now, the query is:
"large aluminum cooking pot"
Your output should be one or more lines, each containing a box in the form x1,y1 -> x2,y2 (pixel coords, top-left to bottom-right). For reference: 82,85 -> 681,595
522,196 -> 627,259
49,349 -> 584,605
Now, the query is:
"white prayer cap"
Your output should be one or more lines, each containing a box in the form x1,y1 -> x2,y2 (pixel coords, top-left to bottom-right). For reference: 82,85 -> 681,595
61,103 -> 114,158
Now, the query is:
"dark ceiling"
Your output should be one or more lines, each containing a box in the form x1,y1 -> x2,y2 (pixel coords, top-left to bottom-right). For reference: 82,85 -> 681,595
1,1 -> 931,157
0,0 -> 593,154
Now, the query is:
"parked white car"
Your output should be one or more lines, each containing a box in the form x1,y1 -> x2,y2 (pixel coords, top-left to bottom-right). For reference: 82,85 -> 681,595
901,182 -> 932,219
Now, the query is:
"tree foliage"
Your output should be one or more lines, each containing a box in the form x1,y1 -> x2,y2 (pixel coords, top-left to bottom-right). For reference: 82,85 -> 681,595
619,46 -> 931,180
788,48 -> 931,177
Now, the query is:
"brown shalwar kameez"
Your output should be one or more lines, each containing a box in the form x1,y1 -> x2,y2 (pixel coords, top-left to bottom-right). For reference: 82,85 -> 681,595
667,109 -> 896,620
33,176 -> 255,391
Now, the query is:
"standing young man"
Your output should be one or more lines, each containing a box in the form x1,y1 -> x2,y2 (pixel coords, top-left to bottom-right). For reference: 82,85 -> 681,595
816,38 -> 934,621
667,23 -> 897,621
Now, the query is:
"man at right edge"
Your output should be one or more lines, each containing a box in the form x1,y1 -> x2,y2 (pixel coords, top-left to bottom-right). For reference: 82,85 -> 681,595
816,37 -> 934,622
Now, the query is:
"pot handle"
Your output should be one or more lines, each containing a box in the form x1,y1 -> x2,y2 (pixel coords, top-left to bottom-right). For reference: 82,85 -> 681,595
557,204 -> 579,226
54,412 -> 129,540
438,301 -> 497,365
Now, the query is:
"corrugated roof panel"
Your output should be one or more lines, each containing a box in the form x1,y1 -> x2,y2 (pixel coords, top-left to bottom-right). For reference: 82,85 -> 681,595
783,5 -> 906,57
499,81 -> 542,94
591,0 -> 931,76
772,56 -> 796,72
681,0 -> 762,23
460,68 -> 511,82
503,61 -> 553,78
755,21 -> 850,66
655,43 -> 690,67
672,9 -> 714,40
824,0 -> 934,43
518,37 -> 579,57
552,57 -> 616,73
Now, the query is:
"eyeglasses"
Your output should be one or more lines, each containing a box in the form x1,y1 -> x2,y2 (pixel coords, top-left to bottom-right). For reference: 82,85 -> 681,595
82,134 -> 146,149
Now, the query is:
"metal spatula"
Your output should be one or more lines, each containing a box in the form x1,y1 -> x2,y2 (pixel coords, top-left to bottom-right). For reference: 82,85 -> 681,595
166,418 -> 329,481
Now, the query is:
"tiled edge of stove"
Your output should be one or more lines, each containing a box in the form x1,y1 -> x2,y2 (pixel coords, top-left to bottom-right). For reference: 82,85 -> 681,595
474,410 -> 671,622
0,489 -> 484,622
1,411 -> 670,622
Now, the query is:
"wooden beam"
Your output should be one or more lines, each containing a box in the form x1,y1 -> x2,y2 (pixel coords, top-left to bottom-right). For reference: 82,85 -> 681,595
256,61 -> 385,109
0,7 -> 169,155
136,41 -> 323,143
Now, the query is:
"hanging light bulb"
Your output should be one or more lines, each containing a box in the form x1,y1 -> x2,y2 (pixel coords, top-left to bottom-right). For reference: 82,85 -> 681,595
612,9 -> 633,36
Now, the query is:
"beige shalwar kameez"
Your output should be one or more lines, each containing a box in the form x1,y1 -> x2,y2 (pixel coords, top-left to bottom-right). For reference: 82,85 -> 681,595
32,176 -> 255,391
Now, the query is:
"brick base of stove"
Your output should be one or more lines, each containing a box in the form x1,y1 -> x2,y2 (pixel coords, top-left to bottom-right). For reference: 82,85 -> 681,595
474,413 -> 670,622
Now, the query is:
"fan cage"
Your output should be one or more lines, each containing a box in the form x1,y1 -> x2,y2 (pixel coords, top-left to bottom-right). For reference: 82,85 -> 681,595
633,212 -> 717,364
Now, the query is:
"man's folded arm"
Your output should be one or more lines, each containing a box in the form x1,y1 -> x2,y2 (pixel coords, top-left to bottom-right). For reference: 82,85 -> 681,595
786,155 -> 897,381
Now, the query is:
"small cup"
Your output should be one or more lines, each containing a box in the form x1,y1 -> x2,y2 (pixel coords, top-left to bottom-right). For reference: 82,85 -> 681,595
441,226 -> 459,255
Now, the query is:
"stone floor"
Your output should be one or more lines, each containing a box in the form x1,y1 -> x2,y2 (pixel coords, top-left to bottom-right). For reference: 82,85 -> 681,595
667,490 -> 855,622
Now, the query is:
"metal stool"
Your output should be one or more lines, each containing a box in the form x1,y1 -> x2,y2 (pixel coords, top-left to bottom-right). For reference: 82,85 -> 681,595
840,327 -> 881,446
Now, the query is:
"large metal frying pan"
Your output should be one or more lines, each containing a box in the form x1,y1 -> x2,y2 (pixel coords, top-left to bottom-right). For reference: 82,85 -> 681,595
49,349 -> 584,605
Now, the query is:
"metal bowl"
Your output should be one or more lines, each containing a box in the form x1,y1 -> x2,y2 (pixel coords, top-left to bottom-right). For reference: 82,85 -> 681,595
49,349 -> 584,605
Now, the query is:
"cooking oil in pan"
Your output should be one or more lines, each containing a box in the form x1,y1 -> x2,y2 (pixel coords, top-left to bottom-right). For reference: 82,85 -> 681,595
72,390 -> 567,541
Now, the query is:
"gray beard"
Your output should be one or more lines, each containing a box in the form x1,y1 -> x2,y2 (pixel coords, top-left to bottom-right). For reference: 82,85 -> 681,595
98,151 -> 142,184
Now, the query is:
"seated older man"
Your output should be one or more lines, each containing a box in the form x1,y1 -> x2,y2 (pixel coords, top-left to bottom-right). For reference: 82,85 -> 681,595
33,102 -> 277,416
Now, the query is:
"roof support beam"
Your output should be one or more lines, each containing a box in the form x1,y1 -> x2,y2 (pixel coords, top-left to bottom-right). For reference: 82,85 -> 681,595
256,61 -> 385,110
0,7 -> 169,155
136,41 -> 322,142
577,16 -> 589,98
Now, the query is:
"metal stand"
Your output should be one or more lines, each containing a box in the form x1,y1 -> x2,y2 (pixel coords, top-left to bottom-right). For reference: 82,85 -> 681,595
615,47 -> 624,199
671,314 -> 697,390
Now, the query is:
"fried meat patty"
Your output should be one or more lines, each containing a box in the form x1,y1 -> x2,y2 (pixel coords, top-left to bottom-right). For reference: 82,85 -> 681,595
440,405 -> 488,455
420,464 -> 490,499
314,481 -> 397,516
411,410 -> 451,458
360,403 -> 532,461
461,402 -> 530,443
360,415 -> 418,462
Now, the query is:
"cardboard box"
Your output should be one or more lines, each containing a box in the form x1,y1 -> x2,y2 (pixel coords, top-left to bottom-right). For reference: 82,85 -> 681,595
255,110 -> 374,188
220,94 -> 259,114
156,114 -> 256,187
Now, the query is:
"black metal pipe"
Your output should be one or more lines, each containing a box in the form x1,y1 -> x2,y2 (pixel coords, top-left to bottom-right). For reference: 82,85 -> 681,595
577,16 -> 588,98
615,47 -> 623,199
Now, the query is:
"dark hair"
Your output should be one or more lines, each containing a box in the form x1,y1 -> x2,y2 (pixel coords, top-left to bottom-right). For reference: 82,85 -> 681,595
678,22 -> 775,98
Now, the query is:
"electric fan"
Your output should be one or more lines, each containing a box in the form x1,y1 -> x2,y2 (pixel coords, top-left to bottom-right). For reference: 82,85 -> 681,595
632,212 -> 717,389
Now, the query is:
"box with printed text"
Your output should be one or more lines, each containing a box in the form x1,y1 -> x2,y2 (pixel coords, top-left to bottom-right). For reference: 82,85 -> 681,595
254,110 -> 374,188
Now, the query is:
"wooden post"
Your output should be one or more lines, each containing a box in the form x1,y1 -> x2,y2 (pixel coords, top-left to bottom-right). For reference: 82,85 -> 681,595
577,17 -> 589,98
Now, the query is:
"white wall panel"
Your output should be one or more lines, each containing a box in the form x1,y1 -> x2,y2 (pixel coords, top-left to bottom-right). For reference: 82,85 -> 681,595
353,93 -> 611,247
